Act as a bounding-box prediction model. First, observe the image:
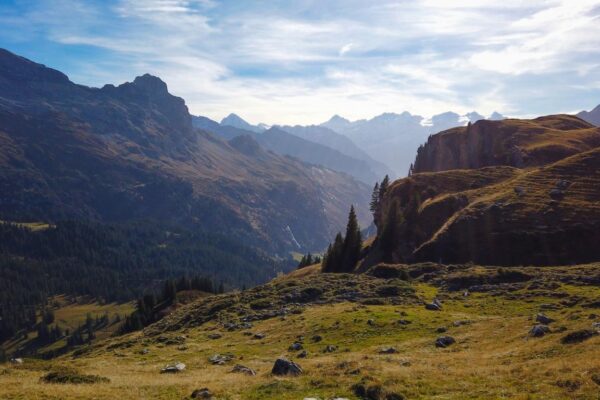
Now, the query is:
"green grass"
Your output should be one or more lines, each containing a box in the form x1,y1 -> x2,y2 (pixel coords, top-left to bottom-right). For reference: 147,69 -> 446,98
2,265 -> 600,399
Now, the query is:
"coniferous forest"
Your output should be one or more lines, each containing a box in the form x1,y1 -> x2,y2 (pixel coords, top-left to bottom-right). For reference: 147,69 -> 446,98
0,220 -> 291,343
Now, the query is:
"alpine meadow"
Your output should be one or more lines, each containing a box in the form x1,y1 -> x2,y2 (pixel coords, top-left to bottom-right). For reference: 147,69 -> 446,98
1,1 -> 600,399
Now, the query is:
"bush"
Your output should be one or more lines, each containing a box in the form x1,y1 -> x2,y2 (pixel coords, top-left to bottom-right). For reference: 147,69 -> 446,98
41,367 -> 110,384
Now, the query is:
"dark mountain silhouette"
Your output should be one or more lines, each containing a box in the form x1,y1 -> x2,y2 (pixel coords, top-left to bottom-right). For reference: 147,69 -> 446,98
0,48 -> 369,253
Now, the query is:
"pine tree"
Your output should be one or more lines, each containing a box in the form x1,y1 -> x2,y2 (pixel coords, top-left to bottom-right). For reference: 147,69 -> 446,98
321,244 -> 333,272
341,206 -> 362,272
369,182 -> 380,215
408,163 -> 414,177
379,175 -> 390,201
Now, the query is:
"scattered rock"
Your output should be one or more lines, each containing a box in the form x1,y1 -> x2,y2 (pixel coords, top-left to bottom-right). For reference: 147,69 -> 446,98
397,319 -> 411,325
435,336 -> 456,348
436,327 -> 447,333
529,325 -> 550,337
556,379 -> 581,392
161,362 -> 186,373
253,333 -> 265,340
452,320 -> 471,327
561,329 -> 598,344
514,186 -> 526,196
367,319 -> 376,326
209,354 -> 234,365
271,358 -> 302,376
324,345 -> 338,353
425,301 -> 441,311
379,347 -> 398,354
207,333 -> 222,340
10,358 -> 23,365
536,313 -> 555,324
298,350 -> 308,358
230,364 -> 256,376
311,335 -> 323,342
140,348 -> 149,355
289,342 -> 303,351
191,388 -> 214,399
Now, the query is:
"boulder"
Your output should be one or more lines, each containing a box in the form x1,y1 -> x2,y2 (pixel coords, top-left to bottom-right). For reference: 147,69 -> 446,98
253,333 -> 265,339
207,333 -> 222,340
311,335 -> 323,342
561,329 -> 598,344
324,345 -> 338,353
230,364 -> 256,376
425,303 -> 441,311
529,325 -> 550,337
297,350 -> 308,358
435,336 -> 456,348
10,358 -> 23,365
161,362 -> 186,373
379,347 -> 398,354
271,358 -> 302,376
209,354 -> 234,365
191,388 -> 214,399
289,342 -> 303,351
536,313 -> 555,324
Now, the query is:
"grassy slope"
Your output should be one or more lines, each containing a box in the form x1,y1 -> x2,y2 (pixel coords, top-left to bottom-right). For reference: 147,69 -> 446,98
1,265 -> 600,399
2,296 -> 134,356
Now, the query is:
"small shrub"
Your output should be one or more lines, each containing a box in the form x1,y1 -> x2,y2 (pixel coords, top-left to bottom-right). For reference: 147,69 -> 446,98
41,367 -> 110,384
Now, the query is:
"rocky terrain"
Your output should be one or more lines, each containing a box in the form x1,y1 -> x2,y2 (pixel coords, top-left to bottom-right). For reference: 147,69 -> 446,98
371,115 -> 600,266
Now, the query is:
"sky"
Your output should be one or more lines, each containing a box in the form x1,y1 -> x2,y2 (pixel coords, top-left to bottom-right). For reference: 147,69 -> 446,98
1,0 -> 599,125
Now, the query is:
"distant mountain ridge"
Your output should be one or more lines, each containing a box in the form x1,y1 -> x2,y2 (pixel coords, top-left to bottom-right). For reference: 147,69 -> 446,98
192,115 -> 392,183
320,111 -> 507,176
577,104 -> 600,126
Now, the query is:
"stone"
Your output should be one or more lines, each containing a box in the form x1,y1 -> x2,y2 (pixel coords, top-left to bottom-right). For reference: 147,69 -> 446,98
298,350 -> 308,358
425,303 -> 441,311
191,388 -> 213,399
324,345 -> 338,353
435,336 -> 456,348
253,333 -> 265,339
271,358 -> 302,376
10,358 -> 23,365
536,313 -> 555,325
161,362 -> 186,373
289,342 -> 303,351
529,324 -> 550,337
436,327 -> 447,333
230,364 -> 256,376
561,329 -> 598,344
367,319 -> 375,326
397,319 -> 411,325
311,335 -> 323,342
379,347 -> 398,354
209,353 -> 234,365
207,333 -> 222,340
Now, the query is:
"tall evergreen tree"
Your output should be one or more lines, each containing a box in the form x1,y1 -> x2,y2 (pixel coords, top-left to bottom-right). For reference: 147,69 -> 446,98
369,182 -> 380,215
342,206 -> 362,272
379,175 -> 390,201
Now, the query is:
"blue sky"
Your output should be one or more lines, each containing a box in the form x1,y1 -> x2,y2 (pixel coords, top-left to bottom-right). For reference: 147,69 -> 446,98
1,0 -> 600,125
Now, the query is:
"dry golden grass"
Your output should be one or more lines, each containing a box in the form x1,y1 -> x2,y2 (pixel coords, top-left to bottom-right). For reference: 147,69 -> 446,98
2,274 -> 599,399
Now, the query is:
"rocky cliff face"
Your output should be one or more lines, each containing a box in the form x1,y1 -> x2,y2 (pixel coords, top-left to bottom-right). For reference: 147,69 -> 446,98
372,115 -> 600,266
413,115 -> 600,173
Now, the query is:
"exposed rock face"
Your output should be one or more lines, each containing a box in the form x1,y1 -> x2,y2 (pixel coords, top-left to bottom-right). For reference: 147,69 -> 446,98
577,104 -> 600,126
372,115 -> 600,267
271,358 -> 302,376
413,116 -> 600,173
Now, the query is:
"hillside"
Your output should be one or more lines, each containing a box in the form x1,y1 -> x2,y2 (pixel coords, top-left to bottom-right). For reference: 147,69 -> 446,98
3,263 -> 600,399
0,48 -> 370,253
192,115 -> 387,184
369,115 -> 600,266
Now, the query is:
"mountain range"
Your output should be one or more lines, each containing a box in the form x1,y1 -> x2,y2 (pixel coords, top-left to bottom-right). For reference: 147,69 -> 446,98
0,48 -> 370,254
577,104 -> 600,126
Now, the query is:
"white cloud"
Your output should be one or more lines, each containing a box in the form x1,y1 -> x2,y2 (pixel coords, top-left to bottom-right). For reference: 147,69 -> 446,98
3,0 -> 600,124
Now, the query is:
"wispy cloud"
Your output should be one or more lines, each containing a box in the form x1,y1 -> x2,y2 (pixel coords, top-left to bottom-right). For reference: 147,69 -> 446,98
0,0 -> 599,124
